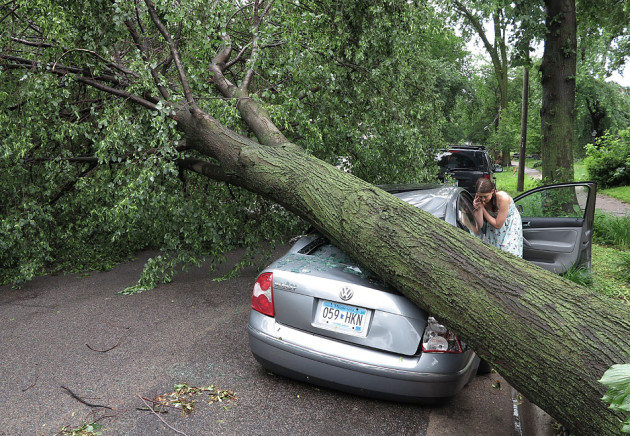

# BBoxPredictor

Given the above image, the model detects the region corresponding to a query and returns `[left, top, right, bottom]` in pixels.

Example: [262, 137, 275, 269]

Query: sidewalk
[510, 162, 630, 216]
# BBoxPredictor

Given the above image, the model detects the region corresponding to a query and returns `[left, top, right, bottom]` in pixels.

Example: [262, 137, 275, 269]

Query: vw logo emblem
[339, 286, 353, 301]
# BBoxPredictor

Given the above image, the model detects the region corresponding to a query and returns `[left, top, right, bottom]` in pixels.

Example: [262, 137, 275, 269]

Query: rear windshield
[438, 151, 487, 170]
[298, 237, 355, 264]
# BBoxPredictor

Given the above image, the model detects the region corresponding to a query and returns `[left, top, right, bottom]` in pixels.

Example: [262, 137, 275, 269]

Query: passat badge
[339, 286, 353, 301]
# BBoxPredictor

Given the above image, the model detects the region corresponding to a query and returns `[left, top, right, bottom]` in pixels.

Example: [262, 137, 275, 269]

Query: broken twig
[137, 394, 188, 436]
[61, 386, 112, 409]
[21, 371, 40, 392]
[85, 337, 122, 353]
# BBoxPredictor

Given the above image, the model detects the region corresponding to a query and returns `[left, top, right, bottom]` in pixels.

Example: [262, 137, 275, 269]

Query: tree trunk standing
[540, 0, 577, 183]
[451, 2, 510, 165]
[493, 11, 511, 167]
[176, 105, 629, 436]
[518, 66, 529, 192]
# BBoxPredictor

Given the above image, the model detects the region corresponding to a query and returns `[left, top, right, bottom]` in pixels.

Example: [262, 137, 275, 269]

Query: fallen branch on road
[137, 394, 188, 436]
[61, 386, 112, 410]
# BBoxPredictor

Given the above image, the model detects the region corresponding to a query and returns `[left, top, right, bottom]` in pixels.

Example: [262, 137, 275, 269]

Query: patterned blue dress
[485, 200, 523, 257]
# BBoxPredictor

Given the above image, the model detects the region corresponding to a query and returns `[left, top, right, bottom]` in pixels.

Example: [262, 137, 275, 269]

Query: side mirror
[493, 164, 503, 173]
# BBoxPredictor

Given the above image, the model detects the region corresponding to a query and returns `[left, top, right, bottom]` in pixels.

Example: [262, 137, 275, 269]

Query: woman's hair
[475, 177, 498, 212]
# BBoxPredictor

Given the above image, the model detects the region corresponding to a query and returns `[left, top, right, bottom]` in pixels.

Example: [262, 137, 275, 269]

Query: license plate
[315, 300, 371, 337]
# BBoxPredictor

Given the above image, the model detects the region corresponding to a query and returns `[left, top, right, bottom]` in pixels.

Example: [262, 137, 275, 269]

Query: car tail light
[483, 174, 491, 179]
[251, 272, 274, 317]
[422, 317, 462, 353]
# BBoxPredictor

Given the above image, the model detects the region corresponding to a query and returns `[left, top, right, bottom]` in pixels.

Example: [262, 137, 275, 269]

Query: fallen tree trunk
[177, 107, 630, 436]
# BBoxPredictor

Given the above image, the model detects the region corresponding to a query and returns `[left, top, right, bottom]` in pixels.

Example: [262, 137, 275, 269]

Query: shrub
[584, 128, 630, 188]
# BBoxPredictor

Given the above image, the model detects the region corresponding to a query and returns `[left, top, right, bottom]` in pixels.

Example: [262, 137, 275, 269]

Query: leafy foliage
[59, 422, 103, 436]
[0, 0, 460, 288]
[1, 0, 629, 293]
[574, 75, 630, 155]
[600, 361, 630, 434]
[585, 128, 630, 188]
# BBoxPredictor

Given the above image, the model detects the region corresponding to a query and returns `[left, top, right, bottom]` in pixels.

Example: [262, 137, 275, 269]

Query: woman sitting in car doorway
[473, 178, 523, 257]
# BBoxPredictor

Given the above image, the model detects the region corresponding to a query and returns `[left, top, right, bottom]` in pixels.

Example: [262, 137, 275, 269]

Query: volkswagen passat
[247, 182, 596, 402]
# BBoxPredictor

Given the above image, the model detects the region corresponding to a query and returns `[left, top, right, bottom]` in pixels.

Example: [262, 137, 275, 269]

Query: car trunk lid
[267, 251, 427, 356]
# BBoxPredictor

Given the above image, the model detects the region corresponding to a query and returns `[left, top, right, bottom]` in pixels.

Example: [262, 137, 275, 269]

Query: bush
[584, 128, 630, 188]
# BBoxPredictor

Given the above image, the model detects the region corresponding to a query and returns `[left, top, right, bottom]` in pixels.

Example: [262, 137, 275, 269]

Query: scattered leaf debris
[141, 383, 237, 417]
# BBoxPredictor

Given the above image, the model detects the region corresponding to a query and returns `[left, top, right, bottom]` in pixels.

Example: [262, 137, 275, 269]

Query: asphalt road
[1, 248, 543, 436]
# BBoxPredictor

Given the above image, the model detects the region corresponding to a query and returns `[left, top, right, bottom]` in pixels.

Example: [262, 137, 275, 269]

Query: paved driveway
[1, 249, 532, 436]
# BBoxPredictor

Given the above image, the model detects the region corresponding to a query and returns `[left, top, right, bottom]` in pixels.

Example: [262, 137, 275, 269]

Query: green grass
[600, 185, 630, 203]
[594, 211, 630, 248]
[574, 160, 589, 181]
[494, 166, 541, 197]
[592, 244, 630, 302]
[592, 212, 630, 302]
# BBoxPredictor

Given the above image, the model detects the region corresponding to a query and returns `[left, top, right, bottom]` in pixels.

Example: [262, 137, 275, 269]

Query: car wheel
[477, 359, 493, 375]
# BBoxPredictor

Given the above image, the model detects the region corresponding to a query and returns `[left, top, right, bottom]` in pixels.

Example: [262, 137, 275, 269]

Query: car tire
[477, 359, 493, 375]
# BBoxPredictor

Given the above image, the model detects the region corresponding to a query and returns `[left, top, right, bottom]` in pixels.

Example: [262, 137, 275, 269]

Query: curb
[513, 389, 557, 436]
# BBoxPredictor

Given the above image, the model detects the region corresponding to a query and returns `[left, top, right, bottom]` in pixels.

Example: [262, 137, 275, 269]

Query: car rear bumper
[248, 311, 478, 402]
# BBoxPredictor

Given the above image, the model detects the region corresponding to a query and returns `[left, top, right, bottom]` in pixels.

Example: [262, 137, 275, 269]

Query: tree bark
[518, 67, 529, 192]
[540, 0, 577, 183]
[174, 102, 629, 436]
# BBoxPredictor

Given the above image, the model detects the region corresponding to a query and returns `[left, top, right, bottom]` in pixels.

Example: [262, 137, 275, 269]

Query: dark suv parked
[437, 145, 502, 194]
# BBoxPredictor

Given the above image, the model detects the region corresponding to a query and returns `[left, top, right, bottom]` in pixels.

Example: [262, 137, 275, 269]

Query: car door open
[514, 182, 597, 274]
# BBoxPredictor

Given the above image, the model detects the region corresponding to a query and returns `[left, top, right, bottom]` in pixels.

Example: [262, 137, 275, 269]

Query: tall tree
[540, 0, 577, 182]
[517, 65, 529, 191]
[450, 0, 511, 165]
[0, 1, 629, 434]
[573, 0, 630, 153]
[538, 0, 630, 180]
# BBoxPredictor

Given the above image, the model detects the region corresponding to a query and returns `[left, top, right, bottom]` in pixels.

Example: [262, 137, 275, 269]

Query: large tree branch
[144, 0, 199, 113]
[0, 2, 19, 26]
[176, 157, 244, 186]
[49, 162, 98, 205]
[209, 4, 288, 147]
[452, 0, 502, 68]
[73, 75, 158, 111]
[9, 36, 53, 48]
[241, 0, 274, 91]
[1, 54, 121, 85]
[54, 47, 138, 79]
[23, 140, 191, 166]
[124, 18, 171, 100]
[172, 124, 630, 435]
[1, 54, 160, 112]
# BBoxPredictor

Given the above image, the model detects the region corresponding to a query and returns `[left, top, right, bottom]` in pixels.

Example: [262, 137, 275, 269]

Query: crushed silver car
[248, 182, 596, 402]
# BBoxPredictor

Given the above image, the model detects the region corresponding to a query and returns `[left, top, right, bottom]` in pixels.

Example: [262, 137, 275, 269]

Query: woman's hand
[473, 195, 482, 210]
